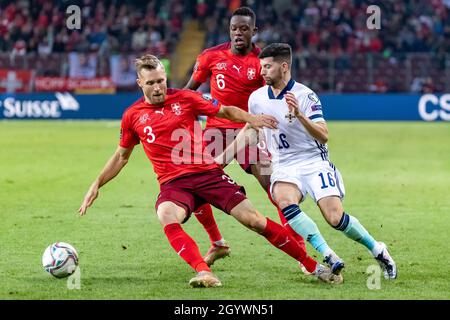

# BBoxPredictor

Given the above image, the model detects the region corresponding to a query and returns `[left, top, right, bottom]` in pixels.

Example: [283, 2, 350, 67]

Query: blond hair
[135, 54, 164, 75]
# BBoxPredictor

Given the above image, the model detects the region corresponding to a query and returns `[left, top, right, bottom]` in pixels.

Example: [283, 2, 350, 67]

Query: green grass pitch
[1, 120, 449, 299]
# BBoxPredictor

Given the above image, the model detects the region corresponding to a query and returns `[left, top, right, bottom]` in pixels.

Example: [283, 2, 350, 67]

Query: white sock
[214, 239, 226, 246]
[370, 242, 383, 256]
[323, 247, 334, 258]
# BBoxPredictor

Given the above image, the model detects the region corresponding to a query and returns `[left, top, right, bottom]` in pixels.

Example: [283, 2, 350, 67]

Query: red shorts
[203, 127, 271, 173]
[155, 168, 247, 221]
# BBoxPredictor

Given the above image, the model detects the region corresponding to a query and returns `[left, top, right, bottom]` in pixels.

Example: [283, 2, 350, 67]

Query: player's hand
[285, 92, 302, 117]
[248, 114, 278, 130]
[78, 184, 99, 216]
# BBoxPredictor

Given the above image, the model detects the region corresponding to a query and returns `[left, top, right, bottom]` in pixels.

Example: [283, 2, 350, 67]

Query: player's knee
[156, 209, 181, 226]
[326, 207, 344, 227]
[276, 198, 297, 211]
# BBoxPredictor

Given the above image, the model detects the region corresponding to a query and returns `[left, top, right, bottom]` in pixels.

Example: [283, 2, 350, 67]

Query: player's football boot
[323, 252, 345, 275]
[203, 244, 231, 266]
[299, 262, 313, 275]
[374, 242, 397, 280]
[314, 264, 344, 284]
[189, 271, 222, 288]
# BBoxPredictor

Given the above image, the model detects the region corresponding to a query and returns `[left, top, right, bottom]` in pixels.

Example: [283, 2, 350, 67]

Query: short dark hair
[231, 6, 256, 24]
[259, 43, 292, 66]
[135, 54, 164, 75]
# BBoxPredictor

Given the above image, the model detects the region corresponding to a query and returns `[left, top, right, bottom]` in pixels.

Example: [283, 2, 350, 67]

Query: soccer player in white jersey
[218, 43, 397, 279]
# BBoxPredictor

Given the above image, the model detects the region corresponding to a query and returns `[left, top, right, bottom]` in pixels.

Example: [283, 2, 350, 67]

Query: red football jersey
[193, 42, 264, 129]
[120, 88, 222, 185]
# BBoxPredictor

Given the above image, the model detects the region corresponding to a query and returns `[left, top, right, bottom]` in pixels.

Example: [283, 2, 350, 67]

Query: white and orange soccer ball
[42, 242, 79, 278]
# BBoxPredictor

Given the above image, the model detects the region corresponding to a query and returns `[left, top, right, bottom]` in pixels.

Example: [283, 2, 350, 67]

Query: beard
[264, 78, 274, 85]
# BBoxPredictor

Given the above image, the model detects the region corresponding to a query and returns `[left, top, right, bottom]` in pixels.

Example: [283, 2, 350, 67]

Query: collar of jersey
[268, 79, 295, 99]
[141, 94, 171, 108]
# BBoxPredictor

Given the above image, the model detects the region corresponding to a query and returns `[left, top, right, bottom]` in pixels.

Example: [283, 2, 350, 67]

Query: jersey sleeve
[192, 51, 211, 83]
[119, 110, 140, 148]
[188, 91, 222, 117]
[302, 91, 325, 123]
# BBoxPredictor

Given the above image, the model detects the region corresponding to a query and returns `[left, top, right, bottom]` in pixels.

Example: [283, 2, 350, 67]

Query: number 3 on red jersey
[143, 126, 155, 143]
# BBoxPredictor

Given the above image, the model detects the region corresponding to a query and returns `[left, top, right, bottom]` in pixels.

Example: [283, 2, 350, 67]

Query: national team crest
[247, 68, 256, 80]
[171, 103, 182, 116]
[139, 113, 150, 124]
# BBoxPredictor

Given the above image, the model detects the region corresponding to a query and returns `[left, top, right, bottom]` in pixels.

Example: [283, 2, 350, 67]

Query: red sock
[261, 218, 317, 273]
[163, 223, 210, 273]
[277, 209, 307, 249]
[193, 203, 223, 245]
[266, 187, 307, 250]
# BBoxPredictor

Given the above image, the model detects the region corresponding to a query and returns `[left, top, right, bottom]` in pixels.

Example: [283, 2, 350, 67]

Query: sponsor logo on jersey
[155, 108, 165, 115]
[232, 65, 242, 73]
[171, 102, 182, 116]
[247, 68, 256, 80]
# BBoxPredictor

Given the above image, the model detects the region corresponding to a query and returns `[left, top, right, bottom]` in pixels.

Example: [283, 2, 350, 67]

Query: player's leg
[249, 162, 310, 274]
[156, 196, 221, 287]
[311, 162, 396, 279]
[196, 168, 341, 284]
[272, 181, 345, 275]
[241, 135, 308, 252]
[317, 195, 397, 279]
[249, 162, 306, 248]
[193, 203, 230, 266]
[229, 199, 341, 284]
[191, 127, 231, 265]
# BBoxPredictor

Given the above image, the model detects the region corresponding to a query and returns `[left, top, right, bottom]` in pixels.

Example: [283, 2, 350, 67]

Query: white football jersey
[248, 79, 328, 169]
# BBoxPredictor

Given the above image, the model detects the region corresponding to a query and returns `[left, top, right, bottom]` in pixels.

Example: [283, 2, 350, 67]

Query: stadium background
[0, 0, 449, 300]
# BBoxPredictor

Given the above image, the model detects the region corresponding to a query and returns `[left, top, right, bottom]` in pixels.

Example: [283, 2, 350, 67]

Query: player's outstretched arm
[216, 106, 278, 130]
[285, 92, 329, 144]
[78, 146, 134, 216]
[184, 74, 202, 90]
[184, 61, 203, 90]
[214, 124, 259, 167]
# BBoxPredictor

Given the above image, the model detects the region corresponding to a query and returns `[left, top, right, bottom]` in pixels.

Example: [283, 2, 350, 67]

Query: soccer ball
[42, 242, 79, 278]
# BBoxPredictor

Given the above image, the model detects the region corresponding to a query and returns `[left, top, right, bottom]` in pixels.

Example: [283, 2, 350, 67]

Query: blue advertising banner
[320, 94, 450, 121]
[0, 92, 449, 121]
[0, 92, 140, 120]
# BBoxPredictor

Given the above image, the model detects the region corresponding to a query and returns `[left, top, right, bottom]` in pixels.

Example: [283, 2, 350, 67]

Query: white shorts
[270, 161, 346, 203]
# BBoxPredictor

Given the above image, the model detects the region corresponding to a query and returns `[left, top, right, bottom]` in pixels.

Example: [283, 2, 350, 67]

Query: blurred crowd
[204, 0, 450, 92]
[0, 0, 198, 89]
[0, 0, 203, 57]
[218, 0, 449, 55]
[0, 0, 449, 92]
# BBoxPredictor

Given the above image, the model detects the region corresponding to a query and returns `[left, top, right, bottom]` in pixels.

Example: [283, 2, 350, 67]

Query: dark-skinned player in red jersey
[184, 6, 310, 272]
[78, 54, 341, 287]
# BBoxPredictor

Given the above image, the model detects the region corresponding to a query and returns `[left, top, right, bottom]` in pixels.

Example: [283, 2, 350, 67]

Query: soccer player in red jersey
[185, 6, 308, 268]
[78, 54, 340, 287]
